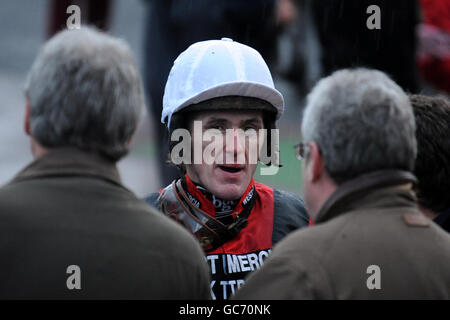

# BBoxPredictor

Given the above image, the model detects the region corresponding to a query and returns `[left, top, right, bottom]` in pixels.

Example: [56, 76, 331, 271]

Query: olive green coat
[234, 170, 450, 299]
[0, 147, 210, 299]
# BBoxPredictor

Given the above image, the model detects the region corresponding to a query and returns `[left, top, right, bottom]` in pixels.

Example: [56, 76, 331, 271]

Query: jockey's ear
[24, 99, 31, 136]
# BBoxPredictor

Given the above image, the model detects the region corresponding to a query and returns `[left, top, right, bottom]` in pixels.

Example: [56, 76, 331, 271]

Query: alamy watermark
[366, 264, 381, 290]
[366, 5, 381, 30]
[66, 264, 81, 290]
[66, 5, 81, 30]
[170, 121, 281, 176]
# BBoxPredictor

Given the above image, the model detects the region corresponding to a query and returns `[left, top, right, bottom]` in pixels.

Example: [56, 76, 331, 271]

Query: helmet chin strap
[157, 176, 258, 252]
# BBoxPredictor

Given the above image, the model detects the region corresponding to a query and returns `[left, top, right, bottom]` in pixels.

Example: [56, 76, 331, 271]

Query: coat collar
[316, 170, 418, 223]
[12, 147, 123, 187]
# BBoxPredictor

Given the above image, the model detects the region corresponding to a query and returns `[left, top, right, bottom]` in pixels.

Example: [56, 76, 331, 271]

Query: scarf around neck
[182, 174, 257, 224]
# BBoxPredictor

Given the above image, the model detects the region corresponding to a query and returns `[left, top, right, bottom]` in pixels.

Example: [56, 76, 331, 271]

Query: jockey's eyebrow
[240, 117, 263, 128]
[203, 117, 229, 128]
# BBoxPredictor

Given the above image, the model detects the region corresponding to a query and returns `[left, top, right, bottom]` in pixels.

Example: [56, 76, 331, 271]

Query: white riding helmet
[161, 38, 284, 129]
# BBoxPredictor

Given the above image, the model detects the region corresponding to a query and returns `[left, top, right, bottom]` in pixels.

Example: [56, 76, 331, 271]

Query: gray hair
[301, 68, 417, 184]
[24, 27, 145, 161]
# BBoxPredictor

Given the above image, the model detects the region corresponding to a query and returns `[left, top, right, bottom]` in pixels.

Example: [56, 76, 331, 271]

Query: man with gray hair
[234, 68, 450, 299]
[0, 27, 210, 299]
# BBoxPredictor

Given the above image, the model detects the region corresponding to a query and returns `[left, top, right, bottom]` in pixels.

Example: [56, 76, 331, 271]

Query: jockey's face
[185, 110, 263, 200]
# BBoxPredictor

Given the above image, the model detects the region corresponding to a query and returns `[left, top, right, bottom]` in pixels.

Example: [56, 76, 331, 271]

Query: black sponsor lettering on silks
[205, 249, 272, 300]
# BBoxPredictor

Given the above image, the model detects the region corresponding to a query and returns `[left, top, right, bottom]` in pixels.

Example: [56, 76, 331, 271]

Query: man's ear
[127, 135, 134, 147]
[307, 141, 324, 183]
[24, 99, 31, 136]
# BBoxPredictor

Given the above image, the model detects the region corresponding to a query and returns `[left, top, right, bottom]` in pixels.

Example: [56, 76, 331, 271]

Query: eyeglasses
[294, 142, 309, 160]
